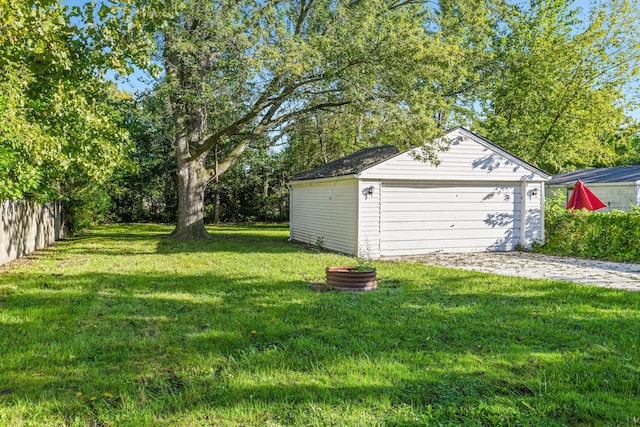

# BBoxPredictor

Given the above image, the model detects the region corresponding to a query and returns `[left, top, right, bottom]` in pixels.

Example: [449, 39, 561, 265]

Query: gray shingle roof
[291, 145, 400, 181]
[548, 166, 640, 185]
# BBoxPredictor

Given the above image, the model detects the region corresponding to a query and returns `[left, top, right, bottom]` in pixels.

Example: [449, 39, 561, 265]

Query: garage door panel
[381, 237, 516, 252]
[383, 183, 516, 192]
[382, 236, 517, 249]
[382, 228, 518, 241]
[381, 211, 519, 223]
[382, 201, 518, 212]
[383, 220, 520, 234]
[380, 183, 520, 255]
[384, 191, 517, 204]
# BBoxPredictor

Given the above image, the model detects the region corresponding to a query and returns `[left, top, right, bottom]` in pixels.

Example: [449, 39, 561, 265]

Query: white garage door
[380, 183, 521, 256]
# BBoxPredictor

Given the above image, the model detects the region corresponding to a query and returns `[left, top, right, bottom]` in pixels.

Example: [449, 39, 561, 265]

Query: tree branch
[269, 100, 353, 127]
[295, 0, 313, 35]
[206, 96, 286, 179]
[193, 70, 340, 159]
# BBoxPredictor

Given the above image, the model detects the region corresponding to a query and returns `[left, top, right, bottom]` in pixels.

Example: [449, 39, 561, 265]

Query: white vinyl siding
[359, 130, 547, 183]
[522, 182, 544, 246]
[379, 182, 522, 256]
[547, 183, 638, 212]
[357, 180, 382, 259]
[289, 178, 359, 254]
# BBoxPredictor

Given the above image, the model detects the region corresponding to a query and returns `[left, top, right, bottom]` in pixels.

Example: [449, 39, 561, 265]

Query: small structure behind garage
[288, 127, 550, 259]
[547, 166, 640, 212]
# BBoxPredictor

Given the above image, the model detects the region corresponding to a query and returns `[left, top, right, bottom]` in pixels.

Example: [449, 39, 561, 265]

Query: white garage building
[289, 127, 550, 259]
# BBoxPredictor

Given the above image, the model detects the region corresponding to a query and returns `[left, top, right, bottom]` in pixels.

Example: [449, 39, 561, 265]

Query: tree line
[1, 0, 639, 235]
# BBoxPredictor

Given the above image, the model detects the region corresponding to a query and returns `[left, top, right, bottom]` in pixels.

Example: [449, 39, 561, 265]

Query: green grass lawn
[1, 224, 639, 426]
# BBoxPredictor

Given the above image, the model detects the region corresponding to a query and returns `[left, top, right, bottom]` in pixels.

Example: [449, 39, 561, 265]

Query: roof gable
[548, 166, 640, 185]
[360, 128, 550, 182]
[448, 127, 550, 178]
[290, 128, 550, 183]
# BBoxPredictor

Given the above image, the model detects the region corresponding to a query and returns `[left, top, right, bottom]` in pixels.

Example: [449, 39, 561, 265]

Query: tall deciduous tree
[157, 0, 504, 238]
[477, 0, 640, 173]
[0, 0, 160, 230]
[0, 2, 132, 213]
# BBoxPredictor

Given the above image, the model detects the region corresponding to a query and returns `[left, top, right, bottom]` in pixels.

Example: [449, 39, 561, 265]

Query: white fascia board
[288, 174, 358, 186]
[547, 182, 636, 187]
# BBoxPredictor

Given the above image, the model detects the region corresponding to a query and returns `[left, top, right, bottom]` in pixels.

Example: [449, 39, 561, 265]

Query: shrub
[63, 183, 112, 235]
[535, 193, 640, 261]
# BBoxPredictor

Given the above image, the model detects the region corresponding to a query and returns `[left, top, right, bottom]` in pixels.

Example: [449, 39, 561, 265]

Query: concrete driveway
[397, 252, 640, 291]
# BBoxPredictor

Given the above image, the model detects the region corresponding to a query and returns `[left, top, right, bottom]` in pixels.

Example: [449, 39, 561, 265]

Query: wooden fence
[1, 200, 64, 265]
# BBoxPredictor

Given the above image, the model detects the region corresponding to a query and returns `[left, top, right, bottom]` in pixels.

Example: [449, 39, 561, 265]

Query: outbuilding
[289, 127, 550, 259]
[547, 166, 640, 212]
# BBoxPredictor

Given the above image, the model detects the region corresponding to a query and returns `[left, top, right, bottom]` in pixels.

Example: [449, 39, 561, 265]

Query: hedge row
[535, 204, 640, 262]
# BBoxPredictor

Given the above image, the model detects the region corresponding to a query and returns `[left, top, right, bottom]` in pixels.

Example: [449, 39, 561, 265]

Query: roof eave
[288, 174, 358, 185]
[548, 181, 639, 187]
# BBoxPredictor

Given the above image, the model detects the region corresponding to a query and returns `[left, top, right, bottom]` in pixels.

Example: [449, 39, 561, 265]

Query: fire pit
[325, 266, 377, 291]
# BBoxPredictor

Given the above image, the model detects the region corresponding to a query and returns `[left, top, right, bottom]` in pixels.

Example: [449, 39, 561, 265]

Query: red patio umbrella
[566, 180, 607, 210]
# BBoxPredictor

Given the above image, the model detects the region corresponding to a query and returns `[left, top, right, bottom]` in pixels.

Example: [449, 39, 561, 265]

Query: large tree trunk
[172, 160, 210, 239]
[171, 121, 211, 239]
